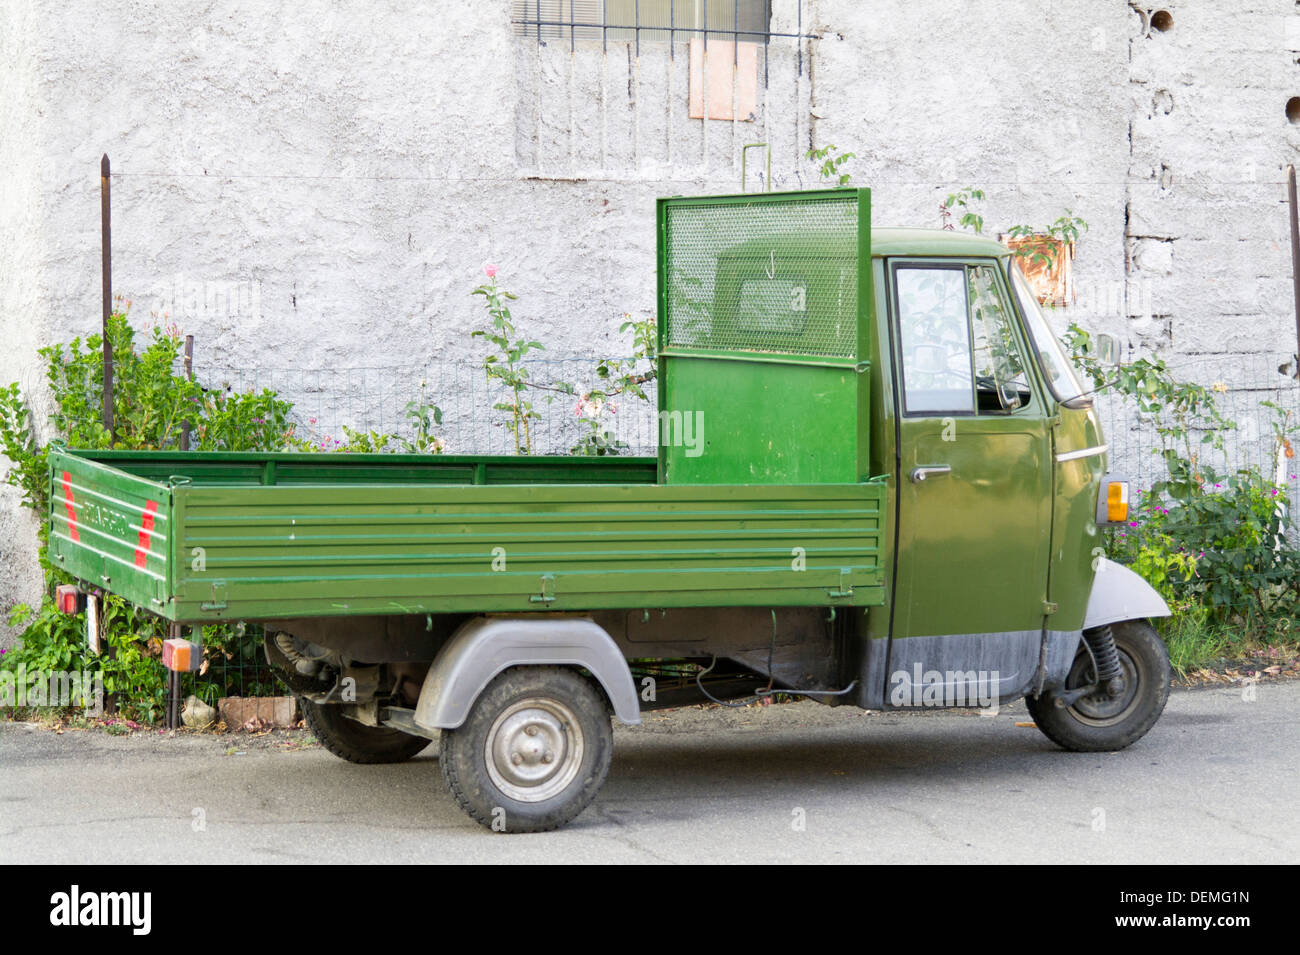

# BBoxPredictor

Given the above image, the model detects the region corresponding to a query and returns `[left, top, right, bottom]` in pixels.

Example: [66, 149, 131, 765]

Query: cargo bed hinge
[529, 574, 557, 604]
[827, 567, 853, 599]
[201, 581, 228, 612]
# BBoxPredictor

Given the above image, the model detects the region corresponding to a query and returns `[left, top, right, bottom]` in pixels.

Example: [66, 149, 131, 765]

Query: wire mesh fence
[1095, 351, 1300, 521]
[1090, 349, 1300, 645]
[215, 357, 661, 457]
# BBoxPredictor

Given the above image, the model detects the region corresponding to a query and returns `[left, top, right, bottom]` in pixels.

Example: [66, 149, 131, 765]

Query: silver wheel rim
[484, 697, 584, 803]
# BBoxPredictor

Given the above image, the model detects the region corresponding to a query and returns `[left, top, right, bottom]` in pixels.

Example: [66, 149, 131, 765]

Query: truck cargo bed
[49, 449, 887, 623]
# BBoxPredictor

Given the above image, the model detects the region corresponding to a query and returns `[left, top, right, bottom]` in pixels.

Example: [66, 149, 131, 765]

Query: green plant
[1065, 320, 1300, 635]
[337, 426, 394, 453]
[471, 267, 545, 454]
[0, 304, 314, 723]
[942, 187, 986, 234]
[1049, 210, 1089, 245]
[570, 315, 657, 456]
[0, 382, 45, 511]
[5, 594, 169, 723]
[0, 309, 301, 514]
[1006, 211, 1089, 272]
[1160, 611, 1235, 679]
[398, 389, 445, 454]
[806, 144, 855, 186]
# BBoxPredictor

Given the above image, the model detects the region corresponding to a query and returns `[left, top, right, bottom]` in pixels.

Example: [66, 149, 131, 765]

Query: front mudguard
[1083, 557, 1171, 630]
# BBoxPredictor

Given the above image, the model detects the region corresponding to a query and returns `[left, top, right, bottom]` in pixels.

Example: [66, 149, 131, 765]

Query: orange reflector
[162, 638, 200, 673]
[1106, 481, 1129, 523]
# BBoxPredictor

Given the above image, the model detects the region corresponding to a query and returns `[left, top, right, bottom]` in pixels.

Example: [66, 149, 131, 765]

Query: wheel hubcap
[485, 698, 584, 803]
[1067, 646, 1143, 725]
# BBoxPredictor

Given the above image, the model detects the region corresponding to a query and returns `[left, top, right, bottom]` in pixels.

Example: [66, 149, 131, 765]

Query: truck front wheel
[440, 666, 613, 833]
[1025, 620, 1171, 752]
[299, 699, 432, 764]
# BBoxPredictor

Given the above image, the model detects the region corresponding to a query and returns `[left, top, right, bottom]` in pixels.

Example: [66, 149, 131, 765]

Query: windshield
[1008, 261, 1086, 403]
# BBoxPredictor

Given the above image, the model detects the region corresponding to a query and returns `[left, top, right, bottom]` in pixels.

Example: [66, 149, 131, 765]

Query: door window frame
[888, 257, 1043, 419]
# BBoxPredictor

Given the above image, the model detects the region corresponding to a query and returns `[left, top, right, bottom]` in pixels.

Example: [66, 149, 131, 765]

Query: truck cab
[871, 229, 1100, 708]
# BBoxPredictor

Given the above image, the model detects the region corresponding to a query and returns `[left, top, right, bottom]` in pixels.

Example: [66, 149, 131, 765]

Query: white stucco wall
[0, 0, 51, 637]
[3, 0, 1300, 645]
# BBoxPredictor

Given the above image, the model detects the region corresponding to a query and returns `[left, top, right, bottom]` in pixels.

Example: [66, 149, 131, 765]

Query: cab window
[895, 262, 1033, 416]
[895, 266, 974, 414]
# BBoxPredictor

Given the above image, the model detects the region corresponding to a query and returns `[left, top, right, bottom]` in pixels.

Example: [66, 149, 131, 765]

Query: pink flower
[484, 264, 498, 278]
[575, 395, 603, 419]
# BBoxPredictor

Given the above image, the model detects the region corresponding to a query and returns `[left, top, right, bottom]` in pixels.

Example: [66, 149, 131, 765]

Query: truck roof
[870, 228, 1011, 259]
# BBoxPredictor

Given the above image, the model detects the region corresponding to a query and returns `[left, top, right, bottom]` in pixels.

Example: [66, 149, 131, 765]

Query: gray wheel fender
[414, 616, 641, 731]
[1082, 557, 1171, 630]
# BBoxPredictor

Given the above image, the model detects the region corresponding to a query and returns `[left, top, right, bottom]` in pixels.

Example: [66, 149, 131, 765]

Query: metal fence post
[167, 335, 196, 730]
[1288, 165, 1300, 367]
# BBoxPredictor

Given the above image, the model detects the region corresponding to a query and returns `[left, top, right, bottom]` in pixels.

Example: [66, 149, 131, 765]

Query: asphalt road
[1, 682, 1296, 864]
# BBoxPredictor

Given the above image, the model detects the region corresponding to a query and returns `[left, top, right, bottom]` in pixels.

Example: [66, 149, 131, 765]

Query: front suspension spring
[1082, 625, 1123, 684]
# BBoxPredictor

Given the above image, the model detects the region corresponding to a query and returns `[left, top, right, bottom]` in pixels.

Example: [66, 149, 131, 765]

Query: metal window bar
[512, 1, 809, 52]
[513, 19, 788, 40]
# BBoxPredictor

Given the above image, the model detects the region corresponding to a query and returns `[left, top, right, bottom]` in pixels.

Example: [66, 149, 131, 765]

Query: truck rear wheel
[439, 666, 613, 833]
[1025, 620, 1171, 752]
[300, 699, 432, 764]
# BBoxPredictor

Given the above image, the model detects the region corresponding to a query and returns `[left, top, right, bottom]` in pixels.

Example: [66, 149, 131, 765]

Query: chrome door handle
[910, 465, 952, 484]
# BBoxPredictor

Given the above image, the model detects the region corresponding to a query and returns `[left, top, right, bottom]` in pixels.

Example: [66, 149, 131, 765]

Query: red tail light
[55, 584, 84, 614]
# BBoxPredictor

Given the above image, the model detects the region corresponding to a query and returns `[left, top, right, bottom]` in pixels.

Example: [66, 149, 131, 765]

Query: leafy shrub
[0, 307, 309, 721]
[1066, 322, 1300, 639]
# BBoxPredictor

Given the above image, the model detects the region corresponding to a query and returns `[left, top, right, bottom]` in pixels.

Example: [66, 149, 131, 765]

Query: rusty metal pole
[100, 154, 115, 440]
[98, 154, 119, 715]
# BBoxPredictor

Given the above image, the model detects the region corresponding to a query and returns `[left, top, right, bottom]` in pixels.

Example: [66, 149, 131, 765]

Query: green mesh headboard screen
[661, 191, 864, 363]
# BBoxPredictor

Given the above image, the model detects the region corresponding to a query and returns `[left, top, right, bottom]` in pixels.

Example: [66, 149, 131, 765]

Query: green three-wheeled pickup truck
[47, 188, 1171, 831]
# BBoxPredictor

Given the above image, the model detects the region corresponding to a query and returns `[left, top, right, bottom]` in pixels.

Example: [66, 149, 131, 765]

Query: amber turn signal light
[1106, 481, 1129, 523]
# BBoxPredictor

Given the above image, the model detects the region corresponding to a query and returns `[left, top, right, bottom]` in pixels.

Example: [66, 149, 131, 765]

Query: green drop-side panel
[657, 189, 871, 485]
[48, 450, 173, 612]
[171, 481, 886, 621]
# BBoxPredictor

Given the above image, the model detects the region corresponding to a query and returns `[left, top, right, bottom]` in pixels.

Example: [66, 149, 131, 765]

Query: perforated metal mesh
[663, 195, 859, 360]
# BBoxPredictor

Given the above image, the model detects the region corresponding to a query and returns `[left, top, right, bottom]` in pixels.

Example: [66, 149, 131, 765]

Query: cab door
[885, 259, 1054, 705]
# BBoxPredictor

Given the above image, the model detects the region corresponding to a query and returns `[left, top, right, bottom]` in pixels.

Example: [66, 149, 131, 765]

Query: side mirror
[1095, 333, 1121, 366]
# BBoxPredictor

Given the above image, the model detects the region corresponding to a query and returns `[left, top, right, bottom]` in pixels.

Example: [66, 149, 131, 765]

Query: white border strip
[1055, 443, 1109, 463]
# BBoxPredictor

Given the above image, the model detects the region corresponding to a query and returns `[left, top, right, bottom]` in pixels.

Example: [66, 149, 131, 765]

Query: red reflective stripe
[134, 500, 159, 568]
[60, 471, 80, 543]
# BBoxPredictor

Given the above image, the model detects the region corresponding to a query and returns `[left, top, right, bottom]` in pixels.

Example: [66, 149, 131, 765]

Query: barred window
[511, 1, 774, 50]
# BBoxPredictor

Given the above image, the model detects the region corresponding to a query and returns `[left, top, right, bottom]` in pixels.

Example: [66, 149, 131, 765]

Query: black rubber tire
[299, 698, 432, 764]
[1025, 620, 1171, 753]
[440, 667, 613, 833]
